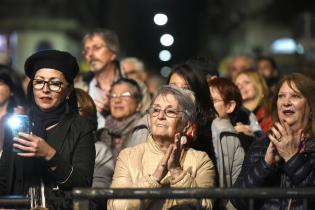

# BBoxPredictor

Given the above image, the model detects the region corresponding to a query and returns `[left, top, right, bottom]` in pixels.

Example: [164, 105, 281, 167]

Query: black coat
[0, 113, 95, 209]
[231, 137, 315, 210]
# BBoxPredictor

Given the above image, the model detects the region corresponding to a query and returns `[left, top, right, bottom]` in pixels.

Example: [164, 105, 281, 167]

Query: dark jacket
[0, 113, 95, 209]
[231, 137, 315, 210]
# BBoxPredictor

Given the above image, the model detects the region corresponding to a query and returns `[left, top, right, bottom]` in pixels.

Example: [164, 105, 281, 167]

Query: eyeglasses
[148, 107, 183, 118]
[109, 91, 134, 100]
[82, 44, 106, 55]
[32, 79, 67, 93]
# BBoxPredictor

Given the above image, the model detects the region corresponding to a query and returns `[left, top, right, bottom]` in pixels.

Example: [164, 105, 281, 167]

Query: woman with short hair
[100, 78, 143, 159]
[108, 85, 216, 210]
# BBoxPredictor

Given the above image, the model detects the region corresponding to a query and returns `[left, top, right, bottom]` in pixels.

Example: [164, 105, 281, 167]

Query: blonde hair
[236, 69, 269, 111]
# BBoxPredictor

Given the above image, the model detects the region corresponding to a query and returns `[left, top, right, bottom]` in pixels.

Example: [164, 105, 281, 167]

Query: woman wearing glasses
[0, 50, 95, 209]
[100, 78, 144, 159]
[108, 85, 216, 210]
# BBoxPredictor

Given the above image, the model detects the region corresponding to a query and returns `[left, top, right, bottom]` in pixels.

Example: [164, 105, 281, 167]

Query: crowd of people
[0, 28, 314, 210]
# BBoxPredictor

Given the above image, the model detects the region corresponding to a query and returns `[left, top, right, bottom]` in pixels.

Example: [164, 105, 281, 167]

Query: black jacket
[231, 137, 315, 210]
[0, 113, 95, 209]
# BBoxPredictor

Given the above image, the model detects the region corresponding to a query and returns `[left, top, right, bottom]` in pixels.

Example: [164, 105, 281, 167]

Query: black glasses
[148, 107, 183, 118]
[32, 79, 67, 93]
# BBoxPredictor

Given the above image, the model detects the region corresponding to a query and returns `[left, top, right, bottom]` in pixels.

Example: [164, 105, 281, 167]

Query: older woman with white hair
[108, 85, 216, 210]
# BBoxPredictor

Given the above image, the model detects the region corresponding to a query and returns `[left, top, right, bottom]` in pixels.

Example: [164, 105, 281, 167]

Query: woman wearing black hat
[0, 50, 95, 209]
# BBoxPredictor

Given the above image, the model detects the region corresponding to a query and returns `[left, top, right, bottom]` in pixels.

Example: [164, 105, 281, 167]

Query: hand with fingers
[167, 133, 185, 178]
[151, 144, 172, 183]
[264, 142, 282, 166]
[268, 121, 304, 162]
[234, 122, 255, 137]
[151, 133, 186, 182]
[13, 132, 56, 161]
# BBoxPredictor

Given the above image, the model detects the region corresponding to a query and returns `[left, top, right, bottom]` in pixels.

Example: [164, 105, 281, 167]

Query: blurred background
[0, 0, 314, 78]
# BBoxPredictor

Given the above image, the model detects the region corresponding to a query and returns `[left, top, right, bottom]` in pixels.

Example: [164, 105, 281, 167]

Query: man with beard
[78, 29, 123, 129]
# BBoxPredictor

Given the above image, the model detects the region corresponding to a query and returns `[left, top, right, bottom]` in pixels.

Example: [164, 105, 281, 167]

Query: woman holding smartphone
[0, 50, 95, 210]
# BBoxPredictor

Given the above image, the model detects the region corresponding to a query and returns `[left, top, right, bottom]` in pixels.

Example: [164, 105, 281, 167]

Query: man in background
[77, 29, 122, 128]
[120, 57, 148, 82]
[227, 54, 254, 81]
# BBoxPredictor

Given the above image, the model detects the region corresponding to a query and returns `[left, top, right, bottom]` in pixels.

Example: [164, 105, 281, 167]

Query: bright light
[153, 13, 168, 26]
[7, 116, 22, 129]
[271, 38, 304, 54]
[159, 50, 172, 62]
[160, 34, 174, 47]
[7, 115, 29, 131]
[160, 66, 172, 77]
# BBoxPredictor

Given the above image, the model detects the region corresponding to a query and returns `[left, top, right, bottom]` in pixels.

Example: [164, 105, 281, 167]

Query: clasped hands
[13, 132, 56, 161]
[265, 121, 305, 166]
[152, 133, 186, 182]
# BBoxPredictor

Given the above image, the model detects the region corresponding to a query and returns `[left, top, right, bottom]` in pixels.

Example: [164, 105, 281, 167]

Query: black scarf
[30, 100, 67, 139]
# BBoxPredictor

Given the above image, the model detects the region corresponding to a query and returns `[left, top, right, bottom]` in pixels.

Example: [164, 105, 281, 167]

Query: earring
[180, 135, 188, 145]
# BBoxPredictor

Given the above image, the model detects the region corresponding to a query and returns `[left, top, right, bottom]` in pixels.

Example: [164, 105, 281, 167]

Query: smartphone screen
[7, 114, 30, 153]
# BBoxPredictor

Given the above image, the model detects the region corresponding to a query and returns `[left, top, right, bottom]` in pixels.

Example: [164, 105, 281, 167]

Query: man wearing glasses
[78, 29, 123, 129]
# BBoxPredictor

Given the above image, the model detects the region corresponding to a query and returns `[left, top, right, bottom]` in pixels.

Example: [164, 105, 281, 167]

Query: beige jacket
[108, 135, 216, 210]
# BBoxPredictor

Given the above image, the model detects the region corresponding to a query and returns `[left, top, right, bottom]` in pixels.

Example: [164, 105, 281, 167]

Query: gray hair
[83, 29, 120, 54]
[151, 85, 196, 129]
[120, 57, 145, 72]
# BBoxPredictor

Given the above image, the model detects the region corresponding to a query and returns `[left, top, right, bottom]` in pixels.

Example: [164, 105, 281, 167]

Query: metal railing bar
[72, 188, 315, 200]
[0, 196, 30, 208]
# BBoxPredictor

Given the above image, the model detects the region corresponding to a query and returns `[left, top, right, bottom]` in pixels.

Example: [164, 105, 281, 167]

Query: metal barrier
[0, 196, 30, 209]
[2, 188, 315, 209]
[72, 187, 315, 210]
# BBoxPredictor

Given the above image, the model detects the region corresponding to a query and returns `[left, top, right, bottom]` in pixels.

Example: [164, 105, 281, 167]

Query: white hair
[120, 57, 145, 72]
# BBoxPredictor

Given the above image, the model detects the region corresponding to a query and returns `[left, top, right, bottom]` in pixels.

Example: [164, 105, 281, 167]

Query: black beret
[24, 50, 79, 84]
